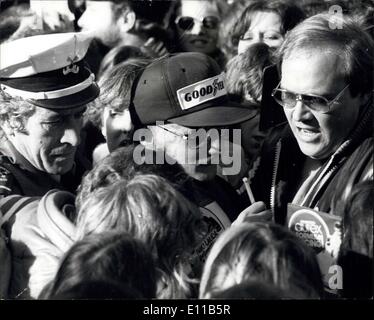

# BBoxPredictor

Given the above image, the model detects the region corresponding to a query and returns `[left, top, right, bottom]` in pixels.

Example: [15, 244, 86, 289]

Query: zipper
[270, 140, 282, 217]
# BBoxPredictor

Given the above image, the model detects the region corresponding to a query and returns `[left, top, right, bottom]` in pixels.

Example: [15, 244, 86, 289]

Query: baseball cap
[131, 52, 256, 128]
[0, 32, 99, 109]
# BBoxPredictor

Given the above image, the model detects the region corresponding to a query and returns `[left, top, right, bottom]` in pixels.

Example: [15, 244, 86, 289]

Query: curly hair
[225, 42, 275, 105]
[0, 90, 36, 140]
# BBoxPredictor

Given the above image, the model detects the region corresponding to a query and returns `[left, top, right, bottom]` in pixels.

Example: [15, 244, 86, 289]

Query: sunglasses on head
[175, 16, 220, 31]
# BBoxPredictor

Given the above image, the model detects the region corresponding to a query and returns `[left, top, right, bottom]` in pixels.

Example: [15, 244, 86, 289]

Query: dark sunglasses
[175, 16, 220, 31]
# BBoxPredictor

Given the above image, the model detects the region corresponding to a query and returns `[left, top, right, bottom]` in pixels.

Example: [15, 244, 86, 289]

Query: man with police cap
[0, 32, 99, 198]
[0, 32, 99, 299]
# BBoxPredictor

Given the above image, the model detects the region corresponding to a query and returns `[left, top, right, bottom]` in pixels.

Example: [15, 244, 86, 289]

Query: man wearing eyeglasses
[129, 52, 258, 260]
[249, 13, 373, 225]
[172, 0, 227, 68]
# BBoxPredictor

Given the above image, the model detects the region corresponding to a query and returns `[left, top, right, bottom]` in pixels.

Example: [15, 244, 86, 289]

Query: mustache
[50, 146, 76, 156]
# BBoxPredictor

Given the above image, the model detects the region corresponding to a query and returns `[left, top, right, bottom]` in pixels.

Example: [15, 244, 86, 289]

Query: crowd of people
[0, 0, 373, 300]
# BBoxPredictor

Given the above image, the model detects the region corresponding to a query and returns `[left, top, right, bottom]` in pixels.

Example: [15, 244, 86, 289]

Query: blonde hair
[76, 173, 205, 298]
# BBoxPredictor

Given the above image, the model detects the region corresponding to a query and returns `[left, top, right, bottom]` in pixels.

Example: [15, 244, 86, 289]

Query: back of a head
[44, 280, 143, 300]
[76, 173, 203, 254]
[210, 281, 299, 299]
[225, 42, 275, 104]
[75, 172, 205, 298]
[76, 145, 190, 210]
[278, 13, 374, 98]
[199, 222, 324, 299]
[44, 231, 157, 299]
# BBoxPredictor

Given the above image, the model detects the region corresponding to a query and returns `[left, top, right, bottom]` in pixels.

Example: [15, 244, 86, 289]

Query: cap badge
[63, 56, 80, 75]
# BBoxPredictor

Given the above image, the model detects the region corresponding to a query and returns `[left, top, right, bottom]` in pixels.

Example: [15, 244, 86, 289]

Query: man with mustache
[0, 32, 99, 198]
[0, 32, 99, 299]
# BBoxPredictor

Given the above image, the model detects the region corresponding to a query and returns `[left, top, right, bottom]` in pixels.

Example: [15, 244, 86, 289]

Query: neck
[119, 33, 145, 48]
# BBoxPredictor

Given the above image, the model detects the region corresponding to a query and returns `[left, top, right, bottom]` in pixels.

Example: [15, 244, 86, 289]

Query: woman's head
[199, 222, 323, 299]
[86, 58, 150, 152]
[231, 0, 305, 54]
[41, 231, 157, 299]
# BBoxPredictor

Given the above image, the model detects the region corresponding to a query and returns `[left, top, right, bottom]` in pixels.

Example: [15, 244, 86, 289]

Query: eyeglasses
[156, 125, 214, 150]
[175, 16, 220, 31]
[271, 82, 350, 114]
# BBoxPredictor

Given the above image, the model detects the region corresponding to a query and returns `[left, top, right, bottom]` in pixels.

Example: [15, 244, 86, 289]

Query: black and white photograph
[0, 0, 372, 314]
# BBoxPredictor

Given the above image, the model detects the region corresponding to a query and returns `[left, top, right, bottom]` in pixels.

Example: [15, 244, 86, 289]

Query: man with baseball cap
[0, 32, 99, 198]
[129, 52, 257, 257]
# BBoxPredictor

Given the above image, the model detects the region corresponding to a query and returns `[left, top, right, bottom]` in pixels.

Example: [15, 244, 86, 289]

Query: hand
[232, 201, 273, 227]
[142, 37, 169, 58]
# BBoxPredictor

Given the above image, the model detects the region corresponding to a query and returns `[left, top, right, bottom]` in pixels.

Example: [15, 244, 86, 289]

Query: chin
[47, 163, 74, 175]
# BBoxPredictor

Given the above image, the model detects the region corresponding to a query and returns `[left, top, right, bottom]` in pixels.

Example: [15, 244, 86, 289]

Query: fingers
[143, 38, 168, 58]
[242, 201, 267, 215]
[232, 202, 272, 227]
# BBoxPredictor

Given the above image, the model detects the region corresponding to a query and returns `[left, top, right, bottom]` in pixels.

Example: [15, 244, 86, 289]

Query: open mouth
[296, 126, 320, 141]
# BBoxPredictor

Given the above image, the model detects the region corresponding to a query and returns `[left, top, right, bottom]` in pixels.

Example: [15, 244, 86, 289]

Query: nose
[60, 119, 82, 147]
[77, 11, 87, 29]
[292, 100, 314, 122]
[254, 33, 264, 43]
[190, 21, 204, 35]
[208, 134, 220, 156]
[115, 112, 133, 132]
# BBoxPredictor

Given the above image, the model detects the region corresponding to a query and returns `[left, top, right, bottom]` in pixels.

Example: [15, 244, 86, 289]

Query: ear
[118, 10, 136, 33]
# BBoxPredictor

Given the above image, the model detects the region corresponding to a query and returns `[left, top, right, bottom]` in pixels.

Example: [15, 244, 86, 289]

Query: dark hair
[230, 0, 305, 47]
[110, 0, 173, 43]
[200, 222, 324, 298]
[85, 58, 150, 129]
[210, 281, 302, 299]
[338, 181, 373, 298]
[41, 231, 157, 299]
[43, 280, 143, 300]
[110, 0, 172, 25]
[278, 13, 374, 97]
[168, 0, 228, 52]
[225, 42, 275, 105]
